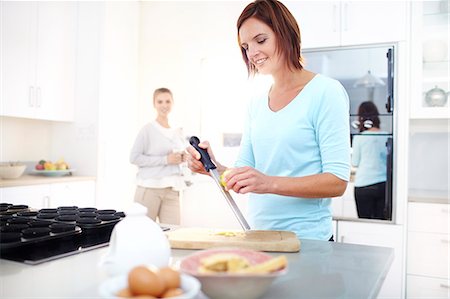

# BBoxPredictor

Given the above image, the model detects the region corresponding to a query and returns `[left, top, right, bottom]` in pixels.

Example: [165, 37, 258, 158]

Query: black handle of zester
[189, 136, 217, 172]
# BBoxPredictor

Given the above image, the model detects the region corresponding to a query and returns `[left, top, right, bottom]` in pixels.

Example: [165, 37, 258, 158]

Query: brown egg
[116, 287, 133, 298]
[128, 266, 165, 297]
[158, 267, 181, 290]
[161, 288, 183, 298]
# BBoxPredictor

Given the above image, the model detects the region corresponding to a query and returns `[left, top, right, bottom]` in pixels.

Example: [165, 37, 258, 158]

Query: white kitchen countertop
[0, 174, 96, 188]
[0, 239, 394, 298]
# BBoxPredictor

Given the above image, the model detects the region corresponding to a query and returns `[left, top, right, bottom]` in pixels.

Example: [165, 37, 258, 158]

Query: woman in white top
[130, 88, 188, 224]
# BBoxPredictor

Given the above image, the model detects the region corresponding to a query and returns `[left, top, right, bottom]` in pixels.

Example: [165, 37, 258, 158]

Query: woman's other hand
[167, 152, 184, 165]
[224, 166, 272, 194]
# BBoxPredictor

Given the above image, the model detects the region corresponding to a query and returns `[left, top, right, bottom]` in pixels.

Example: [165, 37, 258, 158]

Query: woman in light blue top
[352, 101, 388, 220]
[187, 0, 350, 241]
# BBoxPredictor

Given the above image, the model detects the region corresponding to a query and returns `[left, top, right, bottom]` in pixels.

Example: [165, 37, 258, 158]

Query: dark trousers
[354, 182, 387, 220]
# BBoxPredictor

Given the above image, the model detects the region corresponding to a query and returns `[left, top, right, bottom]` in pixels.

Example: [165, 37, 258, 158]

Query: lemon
[220, 169, 232, 187]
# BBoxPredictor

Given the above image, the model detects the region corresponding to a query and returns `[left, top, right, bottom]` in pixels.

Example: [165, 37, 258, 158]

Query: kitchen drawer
[408, 202, 449, 234]
[407, 275, 450, 299]
[407, 231, 449, 279]
[49, 181, 95, 208]
[0, 185, 50, 208]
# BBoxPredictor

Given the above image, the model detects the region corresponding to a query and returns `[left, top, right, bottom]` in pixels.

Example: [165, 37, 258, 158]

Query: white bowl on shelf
[0, 163, 27, 179]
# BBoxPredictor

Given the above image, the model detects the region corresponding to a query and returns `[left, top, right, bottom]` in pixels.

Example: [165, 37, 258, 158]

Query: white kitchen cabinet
[1, 1, 77, 121]
[410, 1, 450, 119]
[340, 1, 408, 45]
[290, 1, 408, 49]
[0, 185, 50, 209]
[407, 275, 450, 299]
[408, 201, 449, 234]
[49, 180, 96, 208]
[406, 202, 450, 298]
[289, 1, 340, 49]
[408, 231, 449, 278]
[336, 220, 404, 299]
[0, 180, 95, 209]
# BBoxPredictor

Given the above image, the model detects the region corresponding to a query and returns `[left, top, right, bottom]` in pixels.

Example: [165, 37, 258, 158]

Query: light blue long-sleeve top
[235, 74, 351, 241]
[351, 131, 388, 187]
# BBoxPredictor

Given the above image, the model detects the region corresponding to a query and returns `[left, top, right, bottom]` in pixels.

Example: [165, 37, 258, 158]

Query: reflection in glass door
[303, 44, 395, 221]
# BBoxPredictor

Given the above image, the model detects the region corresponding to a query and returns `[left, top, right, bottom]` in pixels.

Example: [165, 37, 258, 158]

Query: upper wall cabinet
[410, 1, 449, 119]
[1, 2, 77, 122]
[291, 1, 408, 49]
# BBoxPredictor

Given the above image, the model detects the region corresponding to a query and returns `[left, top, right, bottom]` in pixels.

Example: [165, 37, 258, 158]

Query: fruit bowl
[0, 163, 26, 179]
[32, 169, 75, 177]
[179, 248, 287, 299]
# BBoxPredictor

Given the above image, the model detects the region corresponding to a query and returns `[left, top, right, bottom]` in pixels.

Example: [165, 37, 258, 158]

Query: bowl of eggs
[98, 265, 200, 299]
[179, 248, 288, 299]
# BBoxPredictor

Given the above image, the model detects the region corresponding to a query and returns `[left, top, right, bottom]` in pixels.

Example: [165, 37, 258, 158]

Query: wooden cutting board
[166, 228, 300, 252]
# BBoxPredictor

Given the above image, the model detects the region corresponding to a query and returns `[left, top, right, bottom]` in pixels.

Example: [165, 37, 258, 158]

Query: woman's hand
[167, 152, 184, 165]
[223, 166, 272, 194]
[186, 140, 225, 176]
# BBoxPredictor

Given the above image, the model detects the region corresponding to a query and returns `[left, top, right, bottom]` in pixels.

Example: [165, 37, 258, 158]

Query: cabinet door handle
[36, 87, 42, 107]
[29, 86, 35, 107]
[333, 4, 338, 32]
[43, 196, 50, 208]
[343, 2, 348, 32]
[440, 283, 450, 289]
[386, 48, 394, 113]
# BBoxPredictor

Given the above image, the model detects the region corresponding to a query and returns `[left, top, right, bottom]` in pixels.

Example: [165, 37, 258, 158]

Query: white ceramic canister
[99, 203, 171, 276]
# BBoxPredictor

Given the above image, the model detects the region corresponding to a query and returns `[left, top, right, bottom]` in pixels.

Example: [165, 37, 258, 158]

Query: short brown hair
[153, 87, 173, 102]
[237, 0, 303, 76]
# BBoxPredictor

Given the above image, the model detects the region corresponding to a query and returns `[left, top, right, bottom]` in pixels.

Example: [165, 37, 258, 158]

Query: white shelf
[422, 77, 449, 83]
[410, 1, 450, 119]
[411, 106, 450, 119]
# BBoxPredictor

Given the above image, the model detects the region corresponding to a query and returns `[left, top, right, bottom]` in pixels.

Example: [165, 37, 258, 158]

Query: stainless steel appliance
[303, 44, 395, 221]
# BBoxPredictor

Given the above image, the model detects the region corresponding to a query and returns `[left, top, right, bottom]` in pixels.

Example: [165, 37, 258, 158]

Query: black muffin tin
[0, 203, 125, 264]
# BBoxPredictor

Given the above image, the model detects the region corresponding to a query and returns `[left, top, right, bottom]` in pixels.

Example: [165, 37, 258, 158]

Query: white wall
[139, 1, 249, 142]
[96, 2, 141, 210]
[0, 116, 52, 162]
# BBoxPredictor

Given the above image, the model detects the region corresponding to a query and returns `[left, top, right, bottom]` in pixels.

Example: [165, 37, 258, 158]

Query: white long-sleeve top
[130, 121, 188, 191]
